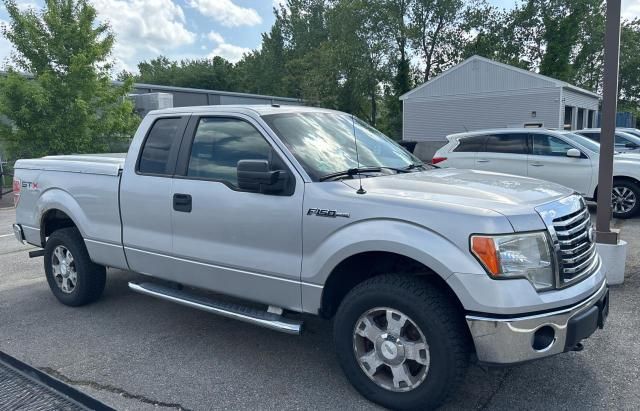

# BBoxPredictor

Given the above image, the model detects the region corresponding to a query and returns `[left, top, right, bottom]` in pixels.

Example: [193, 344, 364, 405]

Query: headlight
[470, 232, 554, 291]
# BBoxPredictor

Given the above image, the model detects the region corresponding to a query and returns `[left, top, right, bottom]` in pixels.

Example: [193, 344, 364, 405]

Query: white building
[401, 56, 601, 145]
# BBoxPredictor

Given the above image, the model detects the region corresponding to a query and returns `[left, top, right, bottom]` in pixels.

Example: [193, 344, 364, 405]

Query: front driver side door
[528, 133, 594, 196]
[170, 115, 304, 310]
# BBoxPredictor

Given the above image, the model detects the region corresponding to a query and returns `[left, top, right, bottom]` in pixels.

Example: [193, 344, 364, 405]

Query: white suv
[433, 128, 640, 218]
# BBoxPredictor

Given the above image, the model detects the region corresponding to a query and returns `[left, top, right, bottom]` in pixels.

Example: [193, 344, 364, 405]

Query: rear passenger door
[120, 115, 189, 277]
[528, 133, 594, 195]
[474, 133, 529, 177]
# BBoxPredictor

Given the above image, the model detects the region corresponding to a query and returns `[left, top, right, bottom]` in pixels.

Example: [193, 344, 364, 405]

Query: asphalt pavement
[1, 204, 639, 410]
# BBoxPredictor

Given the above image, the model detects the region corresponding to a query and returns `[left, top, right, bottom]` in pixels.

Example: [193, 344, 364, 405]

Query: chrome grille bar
[549, 198, 598, 286]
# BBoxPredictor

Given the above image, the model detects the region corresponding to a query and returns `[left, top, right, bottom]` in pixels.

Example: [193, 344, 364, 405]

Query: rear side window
[138, 118, 184, 175]
[531, 134, 575, 156]
[485, 133, 527, 154]
[454, 136, 485, 152]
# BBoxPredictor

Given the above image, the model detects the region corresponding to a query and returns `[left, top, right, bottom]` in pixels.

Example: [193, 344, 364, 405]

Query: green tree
[378, 0, 414, 139]
[462, 1, 527, 68]
[0, 0, 140, 159]
[235, 14, 291, 96]
[135, 55, 238, 91]
[409, 0, 467, 81]
[619, 19, 640, 120]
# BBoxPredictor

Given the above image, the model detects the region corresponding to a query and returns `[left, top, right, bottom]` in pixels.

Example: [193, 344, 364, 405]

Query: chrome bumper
[466, 280, 609, 365]
[12, 224, 25, 244]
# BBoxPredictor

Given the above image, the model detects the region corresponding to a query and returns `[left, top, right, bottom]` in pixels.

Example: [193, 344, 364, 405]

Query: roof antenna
[351, 115, 366, 194]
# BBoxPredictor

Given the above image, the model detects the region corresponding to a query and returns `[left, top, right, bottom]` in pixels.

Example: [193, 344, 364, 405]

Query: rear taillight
[12, 177, 20, 207]
[431, 157, 447, 165]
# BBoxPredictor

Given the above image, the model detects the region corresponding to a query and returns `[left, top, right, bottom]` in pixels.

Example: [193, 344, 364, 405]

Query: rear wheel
[333, 275, 469, 410]
[611, 180, 640, 219]
[44, 228, 106, 306]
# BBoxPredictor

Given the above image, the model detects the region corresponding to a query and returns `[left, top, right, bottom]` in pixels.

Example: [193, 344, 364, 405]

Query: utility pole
[596, 0, 622, 245]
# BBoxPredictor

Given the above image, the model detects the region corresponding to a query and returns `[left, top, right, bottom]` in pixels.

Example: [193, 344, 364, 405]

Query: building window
[577, 108, 585, 130]
[564, 106, 573, 130]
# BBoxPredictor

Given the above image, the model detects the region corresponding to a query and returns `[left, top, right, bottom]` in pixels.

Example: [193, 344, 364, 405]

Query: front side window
[579, 132, 601, 142]
[484, 134, 527, 154]
[138, 117, 184, 175]
[615, 135, 629, 146]
[187, 118, 272, 187]
[263, 112, 420, 181]
[531, 135, 576, 156]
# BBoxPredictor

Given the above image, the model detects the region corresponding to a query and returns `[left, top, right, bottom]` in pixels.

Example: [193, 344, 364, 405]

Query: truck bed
[14, 153, 128, 269]
[16, 153, 126, 176]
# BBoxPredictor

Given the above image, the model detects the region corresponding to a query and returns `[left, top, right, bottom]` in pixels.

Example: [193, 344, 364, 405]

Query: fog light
[532, 326, 555, 351]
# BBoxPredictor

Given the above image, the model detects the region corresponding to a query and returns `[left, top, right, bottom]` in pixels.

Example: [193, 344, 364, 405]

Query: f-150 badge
[307, 208, 350, 218]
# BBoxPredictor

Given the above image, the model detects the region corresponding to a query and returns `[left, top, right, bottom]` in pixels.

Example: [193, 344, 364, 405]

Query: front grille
[552, 205, 598, 285]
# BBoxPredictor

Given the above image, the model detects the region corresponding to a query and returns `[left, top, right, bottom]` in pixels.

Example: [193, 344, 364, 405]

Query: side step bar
[128, 282, 303, 335]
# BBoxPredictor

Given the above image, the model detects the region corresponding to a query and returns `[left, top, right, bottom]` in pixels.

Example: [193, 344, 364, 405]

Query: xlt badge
[307, 208, 350, 218]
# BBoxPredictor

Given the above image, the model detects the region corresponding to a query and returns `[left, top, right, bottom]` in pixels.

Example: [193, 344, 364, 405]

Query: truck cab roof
[148, 104, 338, 117]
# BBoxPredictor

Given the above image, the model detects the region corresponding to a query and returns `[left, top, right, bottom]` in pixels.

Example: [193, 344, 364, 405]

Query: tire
[611, 180, 640, 219]
[44, 227, 106, 306]
[333, 275, 469, 411]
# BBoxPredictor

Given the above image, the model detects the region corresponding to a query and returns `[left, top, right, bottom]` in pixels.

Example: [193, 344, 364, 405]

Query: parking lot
[0, 203, 639, 411]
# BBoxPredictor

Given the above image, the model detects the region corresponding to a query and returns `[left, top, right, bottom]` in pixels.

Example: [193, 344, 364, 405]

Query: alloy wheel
[353, 307, 430, 392]
[51, 245, 77, 294]
[612, 186, 637, 214]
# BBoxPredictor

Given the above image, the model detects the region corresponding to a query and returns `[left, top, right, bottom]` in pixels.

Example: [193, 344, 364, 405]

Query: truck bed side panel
[14, 162, 128, 270]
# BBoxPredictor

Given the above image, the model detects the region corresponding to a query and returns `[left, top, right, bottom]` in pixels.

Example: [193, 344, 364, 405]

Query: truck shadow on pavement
[2, 262, 636, 410]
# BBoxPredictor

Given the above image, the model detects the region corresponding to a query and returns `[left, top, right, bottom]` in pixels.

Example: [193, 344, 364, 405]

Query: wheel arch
[36, 188, 89, 247]
[40, 208, 79, 246]
[319, 251, 465, 320]
[593, 175, 640, 199]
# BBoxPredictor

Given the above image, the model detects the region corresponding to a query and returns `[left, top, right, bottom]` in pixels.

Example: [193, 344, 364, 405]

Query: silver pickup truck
[12, 105, 608, 410]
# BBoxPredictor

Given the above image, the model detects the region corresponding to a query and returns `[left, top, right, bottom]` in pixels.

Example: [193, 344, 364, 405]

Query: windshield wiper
[319, 167, 383, 181]
[319, 164, 427, 181]
[403, 162, 426, 171]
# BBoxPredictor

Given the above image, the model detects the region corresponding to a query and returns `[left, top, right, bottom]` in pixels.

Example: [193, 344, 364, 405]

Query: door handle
[173, 193, 192, 212]
[530, 163, 544, 167]
[477, 159, 490, 163]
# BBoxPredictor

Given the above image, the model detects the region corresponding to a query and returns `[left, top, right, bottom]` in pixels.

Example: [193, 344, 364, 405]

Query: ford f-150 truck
[12, 105, 608, 410]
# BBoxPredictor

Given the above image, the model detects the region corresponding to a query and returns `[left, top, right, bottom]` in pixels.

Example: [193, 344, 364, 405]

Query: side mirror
[237, 159, 288, 194]
[625, 142, 639, 149]
[566, 148, 582, 158]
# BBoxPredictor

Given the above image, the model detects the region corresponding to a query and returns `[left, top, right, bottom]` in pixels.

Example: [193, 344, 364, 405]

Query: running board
[128, 282, 303, 335]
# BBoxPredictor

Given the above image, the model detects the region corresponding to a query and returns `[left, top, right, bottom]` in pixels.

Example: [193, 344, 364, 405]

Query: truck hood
[343, 168, 574, 230]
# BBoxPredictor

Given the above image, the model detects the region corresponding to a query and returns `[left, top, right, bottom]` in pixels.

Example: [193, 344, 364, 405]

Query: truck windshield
[263, 112, 421, 181]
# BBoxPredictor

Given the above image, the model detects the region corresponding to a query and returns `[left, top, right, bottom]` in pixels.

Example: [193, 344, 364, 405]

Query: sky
[0, 0, 639, 74]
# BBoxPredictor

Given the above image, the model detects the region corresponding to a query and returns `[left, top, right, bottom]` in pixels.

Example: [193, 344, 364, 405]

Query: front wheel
[333, 275, 470, 411]
[611, 180, 640, 219]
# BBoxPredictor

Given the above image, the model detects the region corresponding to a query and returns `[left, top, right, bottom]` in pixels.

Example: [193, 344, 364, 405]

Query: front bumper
[466, 280, 609, 365]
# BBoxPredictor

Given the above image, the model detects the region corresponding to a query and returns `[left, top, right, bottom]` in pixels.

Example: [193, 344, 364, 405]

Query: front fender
[300, 219, 486, 313]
